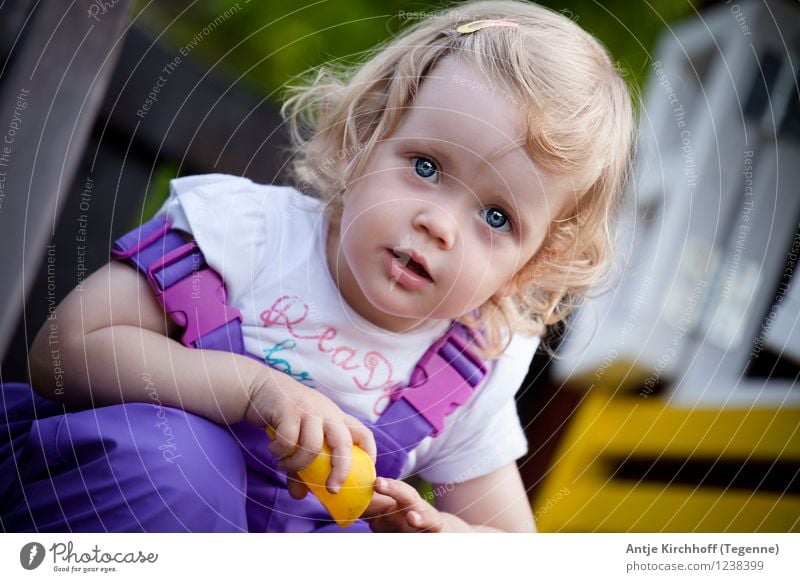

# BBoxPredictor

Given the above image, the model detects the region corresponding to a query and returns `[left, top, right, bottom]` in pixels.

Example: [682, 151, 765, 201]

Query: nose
[412, 204, 458, 249]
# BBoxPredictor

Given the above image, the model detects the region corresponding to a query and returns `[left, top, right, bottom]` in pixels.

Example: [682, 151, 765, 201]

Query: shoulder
[480, 331, 540, 399]
[167, 173, 314, 209]
[496, 331, 541, 364]
[160, 174, 324, 232]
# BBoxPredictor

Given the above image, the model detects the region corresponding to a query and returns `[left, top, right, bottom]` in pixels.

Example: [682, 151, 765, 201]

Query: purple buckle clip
[146, 242, 242, 348]
[391, 326, 487, 436]
[111, 215, 172, 260]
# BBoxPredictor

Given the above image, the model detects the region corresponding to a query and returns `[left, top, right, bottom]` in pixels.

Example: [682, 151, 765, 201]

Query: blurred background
[0, 0, 797, 531]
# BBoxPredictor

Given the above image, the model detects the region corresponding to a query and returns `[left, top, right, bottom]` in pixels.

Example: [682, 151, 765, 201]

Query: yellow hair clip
[455, 19, 519, 34]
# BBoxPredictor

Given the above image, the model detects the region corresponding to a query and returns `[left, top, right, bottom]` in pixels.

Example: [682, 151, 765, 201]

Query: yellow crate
[533, 390, 800, 532]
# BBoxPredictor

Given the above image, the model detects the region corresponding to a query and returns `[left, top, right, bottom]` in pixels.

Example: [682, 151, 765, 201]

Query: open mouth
[392, 250, 432, 280]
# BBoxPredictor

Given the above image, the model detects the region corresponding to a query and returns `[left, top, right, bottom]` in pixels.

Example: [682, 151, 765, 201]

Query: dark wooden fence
[0, 1, 289, 380]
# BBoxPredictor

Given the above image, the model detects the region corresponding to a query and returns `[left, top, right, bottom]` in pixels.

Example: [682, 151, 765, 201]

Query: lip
[394, 247, 433, 279]
[384, 249, 434, 291]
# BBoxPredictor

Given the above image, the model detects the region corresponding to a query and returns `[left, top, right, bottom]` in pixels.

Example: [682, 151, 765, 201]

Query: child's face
[328, 56, 571, 332]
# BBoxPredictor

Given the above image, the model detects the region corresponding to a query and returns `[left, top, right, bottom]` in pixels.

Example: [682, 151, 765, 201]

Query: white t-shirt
[157, 174, 538, 484]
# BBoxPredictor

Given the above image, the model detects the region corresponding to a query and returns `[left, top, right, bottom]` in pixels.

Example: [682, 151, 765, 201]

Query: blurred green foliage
[132, 0, 696, 102]
[133, 1, 696, 221]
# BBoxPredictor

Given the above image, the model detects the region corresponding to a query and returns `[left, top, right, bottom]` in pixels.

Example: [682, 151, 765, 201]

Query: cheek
[338, 205, 368, 258]
[342, 206, 388, 241]
[344, 179, 402, 216]
[449, 256, 495, 297]
[454, 240, 519, 290]
[461, 226, 518, 267]
[339, 201, 392, 260]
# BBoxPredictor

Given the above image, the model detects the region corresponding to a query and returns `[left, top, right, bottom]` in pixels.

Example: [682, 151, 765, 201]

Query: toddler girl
[9, 0, 633, 532]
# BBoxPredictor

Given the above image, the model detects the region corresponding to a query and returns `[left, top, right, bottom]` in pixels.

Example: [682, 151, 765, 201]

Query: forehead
[394, 56, 526, 161]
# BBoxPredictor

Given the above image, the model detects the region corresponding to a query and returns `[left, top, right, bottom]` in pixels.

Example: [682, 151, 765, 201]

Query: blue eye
[481, 207, 511, 232]
[412, 157, 439, 182]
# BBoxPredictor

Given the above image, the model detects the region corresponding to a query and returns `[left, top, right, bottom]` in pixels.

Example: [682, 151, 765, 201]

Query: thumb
[286, 472, 309, 500]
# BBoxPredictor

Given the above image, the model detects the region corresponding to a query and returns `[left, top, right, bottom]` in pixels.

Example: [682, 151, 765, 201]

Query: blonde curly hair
[281, 0, 635, 358]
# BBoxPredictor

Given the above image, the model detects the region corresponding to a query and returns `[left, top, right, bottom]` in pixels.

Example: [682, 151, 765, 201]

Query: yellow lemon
[266, 427, 376, 528]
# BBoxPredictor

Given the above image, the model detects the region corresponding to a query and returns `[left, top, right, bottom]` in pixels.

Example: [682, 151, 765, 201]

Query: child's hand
[362, 477, 445, 533]
[245, 371, 376, 493]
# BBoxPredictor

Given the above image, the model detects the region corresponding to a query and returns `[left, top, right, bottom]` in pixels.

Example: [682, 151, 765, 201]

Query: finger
[268, 418, 300, 459]
[280, 418, 323, 473]
[373, 478, 426, 512]
[407, 509, 443, 533]
[324, 422, 353, 494]
[363, 487, 424, 532]
[286, 472, 309, 500]
[346, 416, 377, 463]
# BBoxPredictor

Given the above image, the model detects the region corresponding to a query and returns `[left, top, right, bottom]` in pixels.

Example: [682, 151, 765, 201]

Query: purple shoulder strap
[368, 324, 488, 477]
[112, 214, 489, 464]
[112, 215, 245, 353]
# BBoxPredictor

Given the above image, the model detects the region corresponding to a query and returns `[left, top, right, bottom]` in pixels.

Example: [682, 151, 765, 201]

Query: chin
[363, 288, 434, 326]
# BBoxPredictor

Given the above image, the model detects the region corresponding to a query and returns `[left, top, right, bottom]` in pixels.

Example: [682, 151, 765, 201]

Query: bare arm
[28, 260, 376, 489]
[28, 260, 263, 424]
[434, 462, 536, 532]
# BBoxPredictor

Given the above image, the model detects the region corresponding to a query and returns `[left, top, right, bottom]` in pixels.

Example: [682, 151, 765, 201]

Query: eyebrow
[468, 144, 537, 212]
[487, 137, 528, 164]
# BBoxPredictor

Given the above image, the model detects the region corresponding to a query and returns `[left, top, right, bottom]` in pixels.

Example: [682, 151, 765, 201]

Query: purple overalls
[0, 216, 487, 532]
